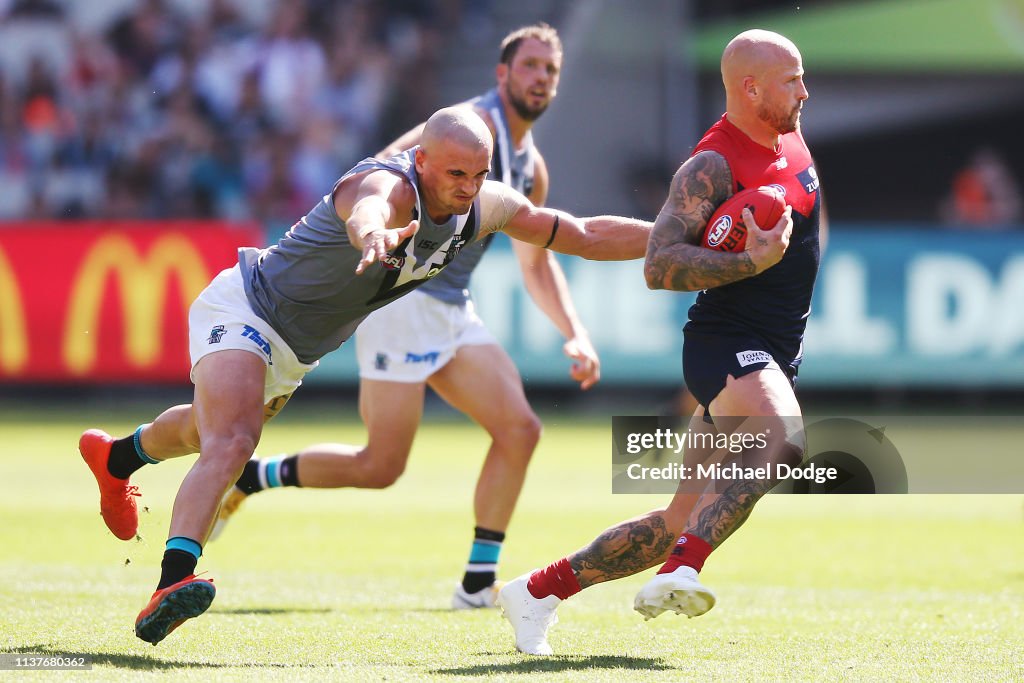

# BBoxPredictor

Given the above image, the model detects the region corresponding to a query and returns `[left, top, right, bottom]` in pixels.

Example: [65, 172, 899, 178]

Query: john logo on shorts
[241, 324, 273, 364]
[207, 325, 226, 344]
[736, 350, 774, 367]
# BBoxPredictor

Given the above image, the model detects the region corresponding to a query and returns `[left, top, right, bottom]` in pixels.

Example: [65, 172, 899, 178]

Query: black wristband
[542, 215, 560, 249]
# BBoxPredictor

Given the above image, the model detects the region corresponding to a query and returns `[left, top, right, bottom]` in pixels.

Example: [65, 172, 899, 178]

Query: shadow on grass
[432, 654, 674, 675]
[210, 607, 332, 616]
[5, 644, 293, 671]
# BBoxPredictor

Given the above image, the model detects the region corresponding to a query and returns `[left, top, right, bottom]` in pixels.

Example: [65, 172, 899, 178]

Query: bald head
[720, 29, 807, 140]
[722, 29, 801, 93]
[421, 106, 493, 157]
[414, 107, 493, 222]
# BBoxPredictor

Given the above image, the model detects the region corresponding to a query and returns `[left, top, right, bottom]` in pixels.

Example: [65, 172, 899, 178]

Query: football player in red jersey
[497, 29, 820, 656]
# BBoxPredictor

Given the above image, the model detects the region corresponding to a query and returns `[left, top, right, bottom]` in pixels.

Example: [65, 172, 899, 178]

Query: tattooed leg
[686, 477, 777, 548]
[683, 369, 805, 549]
[567, 482, 703, 589]
[684, 417, 804, 549]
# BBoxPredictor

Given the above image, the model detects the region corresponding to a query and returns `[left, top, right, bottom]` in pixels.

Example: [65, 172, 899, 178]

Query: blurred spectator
[21, 55, 69, 200]
[941, 147, 1023, 228]
[8, 0, 63, 20]
[0, 0, 451, 224]
[106, 0, 186, 81]
[252, 1, 325, 134]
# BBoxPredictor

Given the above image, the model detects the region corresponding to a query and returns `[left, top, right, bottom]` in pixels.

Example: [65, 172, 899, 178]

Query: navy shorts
[683, 330, 796, 408]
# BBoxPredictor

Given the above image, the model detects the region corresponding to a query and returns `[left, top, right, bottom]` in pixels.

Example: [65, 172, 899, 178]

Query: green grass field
[1, 402, 1021, 681]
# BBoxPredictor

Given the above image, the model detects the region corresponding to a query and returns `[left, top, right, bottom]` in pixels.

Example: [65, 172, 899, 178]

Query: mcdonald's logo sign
[0, 245, 28, 373]
[0, 222, 262, 382]
[63, 233, 211, 375]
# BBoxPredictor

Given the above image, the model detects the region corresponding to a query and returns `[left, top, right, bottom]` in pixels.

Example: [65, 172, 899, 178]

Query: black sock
[279, 455, 301, 487]
[234, 455, 302, 495]
[107, 436, 147, 480]
[157, 549, 198, 589]
[234, 459, 262, 495]
[462, 526, 506, 593]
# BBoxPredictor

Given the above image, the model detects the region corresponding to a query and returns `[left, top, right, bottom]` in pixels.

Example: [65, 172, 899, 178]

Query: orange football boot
[135, 575, 216, 645]
[79, 429, 140, 540]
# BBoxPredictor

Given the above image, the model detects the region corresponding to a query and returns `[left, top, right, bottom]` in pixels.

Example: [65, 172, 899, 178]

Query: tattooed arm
[643, 151, 792, 291]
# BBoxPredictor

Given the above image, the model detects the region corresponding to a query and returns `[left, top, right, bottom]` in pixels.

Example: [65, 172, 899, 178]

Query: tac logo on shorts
[767, 183, 787, 197]
[705, 215, 733, 247]
[405, 351, 440, 365]
[375, 353, 389, 371]
[241, 324, 273, 365]
[736, 350, 774, 367]
[207, 325, 226, 344]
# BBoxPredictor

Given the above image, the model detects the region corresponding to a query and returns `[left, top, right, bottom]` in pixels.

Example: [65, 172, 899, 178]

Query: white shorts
[355, 289, 497, 383]
[188, 265, 318, 402]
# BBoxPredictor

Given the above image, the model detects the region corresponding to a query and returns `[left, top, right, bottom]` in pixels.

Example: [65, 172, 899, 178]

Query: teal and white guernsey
[240, 149, 482, 364]
[416, 88, 537, 305]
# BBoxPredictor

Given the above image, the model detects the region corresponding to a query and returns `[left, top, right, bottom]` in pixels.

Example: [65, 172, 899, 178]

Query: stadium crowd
[0, 0, 466, 224]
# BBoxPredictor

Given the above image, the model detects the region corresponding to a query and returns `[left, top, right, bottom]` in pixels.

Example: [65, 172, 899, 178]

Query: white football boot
[633, 565, 716, 620]
[451, 581, 502, 609]
[496, 573, 560, 656]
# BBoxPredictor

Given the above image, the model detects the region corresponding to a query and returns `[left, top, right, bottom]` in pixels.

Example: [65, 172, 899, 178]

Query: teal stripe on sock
[265, 456, 285, 488]
[468, 540, 502, 565]
[133, 424, 160, 464]
[166, 536, 202, 559]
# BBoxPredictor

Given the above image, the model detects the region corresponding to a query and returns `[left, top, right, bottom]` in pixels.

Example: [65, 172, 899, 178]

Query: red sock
[526, 558, 581, 600]
[657, 533, 713, 574]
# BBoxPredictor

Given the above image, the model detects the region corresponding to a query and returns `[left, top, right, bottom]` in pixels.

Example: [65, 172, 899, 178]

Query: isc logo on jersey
[705, 215, 734, 248]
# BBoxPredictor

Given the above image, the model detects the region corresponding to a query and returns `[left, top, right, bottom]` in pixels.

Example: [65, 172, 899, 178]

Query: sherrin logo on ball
[705, 215, 733, 247]
[701, 185, 787, 253]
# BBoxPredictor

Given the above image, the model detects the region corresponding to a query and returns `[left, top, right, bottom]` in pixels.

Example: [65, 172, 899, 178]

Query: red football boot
[135, 575, 216, 645]
[79, 429, 140, 540]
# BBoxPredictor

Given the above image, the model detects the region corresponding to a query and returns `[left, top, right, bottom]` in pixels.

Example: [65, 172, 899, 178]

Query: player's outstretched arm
[486, 184, 651, 261]
[644, 151, 791, 292]
[334, 170, 418, 273]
